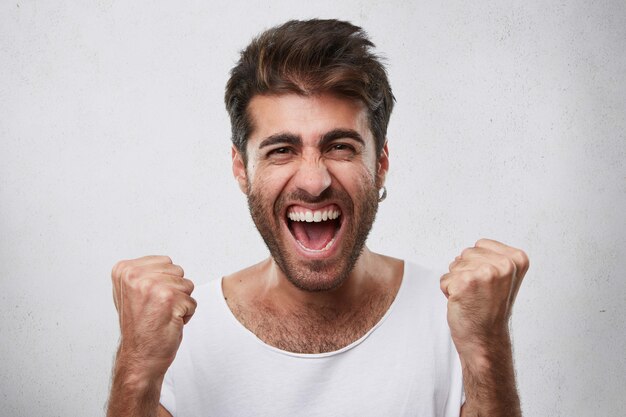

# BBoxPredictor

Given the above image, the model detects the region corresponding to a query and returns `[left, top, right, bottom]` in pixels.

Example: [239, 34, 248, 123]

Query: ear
[231, 145, 249, 194]
[375, 141, 389, 188]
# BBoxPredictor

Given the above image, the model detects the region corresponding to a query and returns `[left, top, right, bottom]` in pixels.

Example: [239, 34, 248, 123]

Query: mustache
[274, 188, 352, 213]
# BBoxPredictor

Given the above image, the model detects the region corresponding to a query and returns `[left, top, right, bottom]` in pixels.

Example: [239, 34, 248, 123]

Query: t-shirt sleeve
[159, 368, 176, 416]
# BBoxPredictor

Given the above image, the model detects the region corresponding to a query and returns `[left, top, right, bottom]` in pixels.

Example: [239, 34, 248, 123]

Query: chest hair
[227, 290, 396, 354]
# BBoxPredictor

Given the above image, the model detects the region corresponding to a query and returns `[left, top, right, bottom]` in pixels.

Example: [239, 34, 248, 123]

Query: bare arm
[105, 256, 196, 417]
[458, 336, 521, 416]
[106, 355, 163, 417]
[441, 239, 528, 417]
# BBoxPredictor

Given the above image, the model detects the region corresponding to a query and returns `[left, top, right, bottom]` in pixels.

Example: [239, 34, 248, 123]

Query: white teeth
[295, 236, 337, 252]
[287, 208, 342, 223]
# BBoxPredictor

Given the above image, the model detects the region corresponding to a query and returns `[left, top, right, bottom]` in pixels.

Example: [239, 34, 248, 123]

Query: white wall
[1, 1, 624, 416]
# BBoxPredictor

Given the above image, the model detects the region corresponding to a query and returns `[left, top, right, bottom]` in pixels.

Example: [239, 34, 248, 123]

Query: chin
[281, 259, 354, 292]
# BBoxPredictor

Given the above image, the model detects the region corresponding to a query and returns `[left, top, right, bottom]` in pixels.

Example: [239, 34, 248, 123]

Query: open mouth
[286, 205, 343, 253]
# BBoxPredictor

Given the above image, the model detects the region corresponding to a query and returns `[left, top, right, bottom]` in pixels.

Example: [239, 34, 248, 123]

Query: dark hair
[224, 19, 394, 161]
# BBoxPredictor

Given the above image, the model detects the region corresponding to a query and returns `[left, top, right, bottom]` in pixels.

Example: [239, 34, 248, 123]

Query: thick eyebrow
[258, 133, 302, 149]
[319, 129, 365, 148]
[257, 129, 364, 150]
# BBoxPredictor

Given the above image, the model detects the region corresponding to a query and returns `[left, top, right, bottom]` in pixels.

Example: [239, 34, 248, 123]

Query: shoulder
[389, 258, 449, 321]
[401, 259, 445, 291]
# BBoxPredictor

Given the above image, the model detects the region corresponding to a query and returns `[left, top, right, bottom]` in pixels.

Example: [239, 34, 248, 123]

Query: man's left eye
[268, 147, 292, 156]
[329, 143, 354, 152]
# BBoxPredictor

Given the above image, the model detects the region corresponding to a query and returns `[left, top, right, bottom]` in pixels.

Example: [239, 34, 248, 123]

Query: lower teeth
[296, 236, 336, 252]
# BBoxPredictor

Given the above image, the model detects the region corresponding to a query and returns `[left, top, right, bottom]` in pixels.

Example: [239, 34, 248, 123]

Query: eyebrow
[319, 129, 365, 147]
[258, 129, 364, 149]
[258, 133, 301, 149]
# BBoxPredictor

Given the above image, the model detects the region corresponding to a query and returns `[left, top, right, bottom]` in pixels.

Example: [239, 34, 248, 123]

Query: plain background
[1, 1, 624, 416]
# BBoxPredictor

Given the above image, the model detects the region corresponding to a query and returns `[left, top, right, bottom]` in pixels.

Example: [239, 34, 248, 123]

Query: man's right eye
[268, 147, 292, 156]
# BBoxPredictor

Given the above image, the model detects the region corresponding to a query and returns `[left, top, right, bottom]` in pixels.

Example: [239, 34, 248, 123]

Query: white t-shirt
[160, 261, 464, 417]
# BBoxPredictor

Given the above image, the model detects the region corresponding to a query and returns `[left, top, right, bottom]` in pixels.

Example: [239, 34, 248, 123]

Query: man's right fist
[111, 255, 196, 380]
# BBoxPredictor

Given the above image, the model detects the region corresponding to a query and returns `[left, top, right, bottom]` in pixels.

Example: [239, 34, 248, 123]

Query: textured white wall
[1, 1, 624, 416]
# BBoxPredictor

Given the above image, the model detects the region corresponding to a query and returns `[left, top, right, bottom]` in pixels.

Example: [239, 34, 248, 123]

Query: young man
[107, 19, 529, 417]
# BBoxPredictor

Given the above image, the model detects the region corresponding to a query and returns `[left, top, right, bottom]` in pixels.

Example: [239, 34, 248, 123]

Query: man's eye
[268, 147, 292, 156]
[328, 143, 355, 153]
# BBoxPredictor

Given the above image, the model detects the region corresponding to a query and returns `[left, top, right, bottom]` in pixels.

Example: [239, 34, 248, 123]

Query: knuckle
[513, 249, 530, 269]
[460, 272, 477, 289]
[480, 264, 499, 283]
[123, 265, 139, 280]
[475, 238, 488, 247]
[460, 247, 473, 258]
[111, 260, 126, 278]
[135, 276, 155, 293]
[157, 288, 176, 304]
[498, 257, 516, 275]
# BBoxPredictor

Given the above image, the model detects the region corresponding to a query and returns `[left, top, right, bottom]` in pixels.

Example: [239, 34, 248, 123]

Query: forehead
[246, 93, 371, 146]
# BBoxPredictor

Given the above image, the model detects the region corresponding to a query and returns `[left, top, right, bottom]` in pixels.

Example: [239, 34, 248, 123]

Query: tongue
[291, 220, 337, 250]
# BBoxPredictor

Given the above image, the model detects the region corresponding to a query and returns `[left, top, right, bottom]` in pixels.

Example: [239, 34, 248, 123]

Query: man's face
[232, 93, 388, 292]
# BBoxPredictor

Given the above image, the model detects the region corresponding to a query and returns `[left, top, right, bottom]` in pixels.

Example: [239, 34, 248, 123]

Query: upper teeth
[288, 209, 341, 222]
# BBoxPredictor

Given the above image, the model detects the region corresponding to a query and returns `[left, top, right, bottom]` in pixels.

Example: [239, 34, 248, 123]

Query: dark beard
[247, 183, 379, 292]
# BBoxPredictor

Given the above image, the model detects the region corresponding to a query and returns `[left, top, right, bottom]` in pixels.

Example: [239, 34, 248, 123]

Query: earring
[378, 186, 387, 202]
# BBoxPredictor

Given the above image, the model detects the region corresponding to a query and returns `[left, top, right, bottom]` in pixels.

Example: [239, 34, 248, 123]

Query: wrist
[113, 351, 165, 393]
[456, 330, 511, 361]
[107, 356, 164, 417]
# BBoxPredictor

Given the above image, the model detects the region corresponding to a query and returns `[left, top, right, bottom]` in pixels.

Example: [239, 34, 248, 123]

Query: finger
[112, 258, 176, 309]
[112, 255, 173, 279]
[130, 274, 195, 296]
[475, 239, 530, 276]
[449, 259, 481, 272]
[440, 271, 466, 300]
[459, 247, 517, 277]
[115, 262, 184, 302]
[451, 247, 497, 269]
[112, 257, 172, 304]
[132, 263, 185, 279]
[440, 272, 457, 298]
[174, 295, 198, 324]
[459, 246, 497, 262]
[474, 238, 512, 254]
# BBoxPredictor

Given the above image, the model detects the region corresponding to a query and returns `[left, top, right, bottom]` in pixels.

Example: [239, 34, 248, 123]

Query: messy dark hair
[225, 19, 394, 162]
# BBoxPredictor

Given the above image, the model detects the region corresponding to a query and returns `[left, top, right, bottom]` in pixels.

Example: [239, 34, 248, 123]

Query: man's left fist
[440, 238, 529, 358]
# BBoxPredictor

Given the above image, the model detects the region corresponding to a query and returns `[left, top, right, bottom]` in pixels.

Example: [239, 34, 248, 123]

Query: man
[107, 19, 529, 417]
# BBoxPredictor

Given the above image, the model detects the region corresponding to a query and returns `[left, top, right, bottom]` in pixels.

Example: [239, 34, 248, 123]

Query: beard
[247, 180, 379, 292]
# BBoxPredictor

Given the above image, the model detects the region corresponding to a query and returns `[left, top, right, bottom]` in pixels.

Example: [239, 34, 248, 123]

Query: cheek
[327, 161, 377, 190]
[250, 166, 293, 198]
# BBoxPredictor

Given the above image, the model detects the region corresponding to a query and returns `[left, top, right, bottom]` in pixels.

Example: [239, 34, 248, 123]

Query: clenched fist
[111, 255, 197, 380]
[440, 239, 529, 359]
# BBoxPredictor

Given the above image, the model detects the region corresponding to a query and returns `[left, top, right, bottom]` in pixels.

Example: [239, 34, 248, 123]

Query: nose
[293, 153, 332, 198]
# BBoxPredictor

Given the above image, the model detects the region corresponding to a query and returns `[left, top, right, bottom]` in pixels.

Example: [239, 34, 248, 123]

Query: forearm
[459, 336, 521, 417]
[106, 355, 164, 417]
